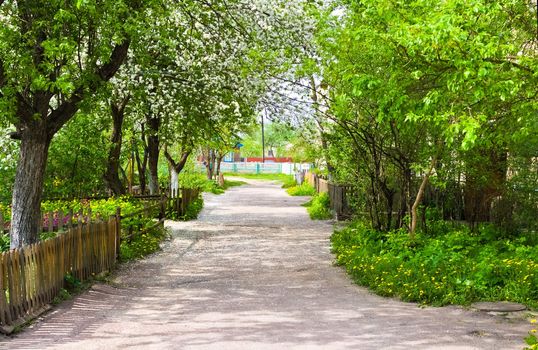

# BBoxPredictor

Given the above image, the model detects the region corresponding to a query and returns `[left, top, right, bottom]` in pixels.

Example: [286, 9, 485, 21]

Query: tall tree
[0, 1, 155, 247]
[312, 0, 538, 234]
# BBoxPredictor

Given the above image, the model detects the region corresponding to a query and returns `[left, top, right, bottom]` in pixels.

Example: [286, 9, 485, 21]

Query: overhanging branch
[47, 40, 131, 136]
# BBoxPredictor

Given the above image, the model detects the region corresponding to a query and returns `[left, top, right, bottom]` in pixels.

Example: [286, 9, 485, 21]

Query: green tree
[0, 1, 157, 247]
[313, 0, 538, 235]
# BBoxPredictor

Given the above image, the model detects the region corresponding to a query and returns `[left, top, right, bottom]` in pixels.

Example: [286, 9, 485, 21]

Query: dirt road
[1, 179, 531, 349]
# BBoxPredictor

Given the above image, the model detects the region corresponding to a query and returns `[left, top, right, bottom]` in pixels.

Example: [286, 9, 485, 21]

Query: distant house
[216, 142, 295, 163]
[223, 143, 244, 162]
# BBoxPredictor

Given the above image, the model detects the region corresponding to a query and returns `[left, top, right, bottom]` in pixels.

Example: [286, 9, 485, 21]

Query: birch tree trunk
[410, 156, 437, 238]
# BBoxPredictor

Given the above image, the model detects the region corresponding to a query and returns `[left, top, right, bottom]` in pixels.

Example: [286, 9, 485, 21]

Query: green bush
[183, 197, 204, 221]
[205, 181, 225, 194]
[41, 197, 157, 234]
[286, 182, 317, 196]
[306, 193, 332, 220]
[0, 233, 9, 251]
[332, 221, 538, 308]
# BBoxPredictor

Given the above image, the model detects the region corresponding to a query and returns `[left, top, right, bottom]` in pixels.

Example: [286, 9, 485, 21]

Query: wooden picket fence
[0, 188, 202, 333]
[0, 216, 119, 333]
[168, 188, 200, 217]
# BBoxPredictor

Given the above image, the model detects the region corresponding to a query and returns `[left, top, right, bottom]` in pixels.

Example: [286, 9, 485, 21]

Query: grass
[303, 193, 332, 220]
[183, 197, 204, 220]
[202, 178, 246, 195]
[281, 177, 297, 189]
[224, 172, 297, 189]
[120, 225, 169, 261]
[223, 172, 294, 183]
[332, 221, 538, 308]
[286, 182, 317, 196]
[222, 179, 247, 190]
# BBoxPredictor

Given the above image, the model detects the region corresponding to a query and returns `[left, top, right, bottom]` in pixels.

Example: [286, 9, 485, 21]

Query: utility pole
[261, 109, 266, 163]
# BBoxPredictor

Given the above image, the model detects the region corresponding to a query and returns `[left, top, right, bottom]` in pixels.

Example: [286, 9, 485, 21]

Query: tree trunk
[410, 157, 437, 238]
[103, 98, 128, 196]
[205, 149, 216, 180]
[164, 148, 191, 194]
[170, 167, 179, 195]
[8, 40, 130, 249]
[10, 129, 51, 249]
[463, 149, 507, 228]
[146, 116, 160, 195]
[135, 146, 148, 195]
[397, 167, 412, 229]
[216, 154, 225, 186]
[134, 124, 149, 195]
[216, 152, 225, 176]
[309, 75, 335, 177]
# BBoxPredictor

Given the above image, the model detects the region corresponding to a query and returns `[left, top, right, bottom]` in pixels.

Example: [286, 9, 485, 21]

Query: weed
[332, 221, 538, 308]
[286, 182, 317, 196]
[307, 193, 332, 220]
[526, 318, 538, 349]
[222, 179, 246, 190]
[120, 226, 168, 261]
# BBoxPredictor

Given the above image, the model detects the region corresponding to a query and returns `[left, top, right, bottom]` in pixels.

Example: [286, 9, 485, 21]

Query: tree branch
[164, 147, 191, 174]
[484, 58, 534, 74]
[164, 147, 178, 169]
[47, 40, 131, 136]
[97, 40, 131, 81]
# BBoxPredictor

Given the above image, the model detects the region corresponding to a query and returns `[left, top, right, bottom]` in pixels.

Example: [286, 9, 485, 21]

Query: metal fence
[198, 162, 312, 175]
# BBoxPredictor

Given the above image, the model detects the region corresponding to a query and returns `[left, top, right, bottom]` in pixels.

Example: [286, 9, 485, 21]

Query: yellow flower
[531, 319, 537, 324]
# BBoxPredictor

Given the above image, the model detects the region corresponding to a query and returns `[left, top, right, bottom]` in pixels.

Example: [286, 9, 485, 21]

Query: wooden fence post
[115, 207, 121, 261]
[160, 195, 166, 221]
[181, 189, 188, 216]
[47, 211, 53, 232]
[58, 210, 64, 232]
[67, 209, 73, 230]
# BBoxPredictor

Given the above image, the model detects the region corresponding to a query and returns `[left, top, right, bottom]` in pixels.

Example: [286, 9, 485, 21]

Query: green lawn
[223, 173, 294, 183]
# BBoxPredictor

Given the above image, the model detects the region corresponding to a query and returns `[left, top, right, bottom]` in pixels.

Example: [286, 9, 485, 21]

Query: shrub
[0, 233, 9, 251]
[331, 221, 538, 308]
[183, 197, 204, 221]
[286, 182, 317, 196]
[205, 181, 225, 194]
[281, 178, 297, 189]
[306, 193, 332, 220]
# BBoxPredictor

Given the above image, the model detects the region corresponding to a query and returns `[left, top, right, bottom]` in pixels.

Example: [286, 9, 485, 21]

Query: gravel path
[1, 178, 532, 349]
